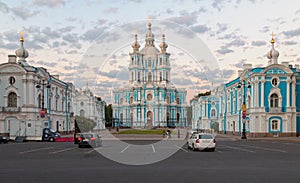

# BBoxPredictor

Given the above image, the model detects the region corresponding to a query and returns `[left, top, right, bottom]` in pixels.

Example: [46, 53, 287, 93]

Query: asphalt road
[0, 137, 300, 183]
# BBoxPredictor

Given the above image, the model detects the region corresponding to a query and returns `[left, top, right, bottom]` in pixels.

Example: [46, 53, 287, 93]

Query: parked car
[42, 128, 60, 142]
[187, 133, 216, 151]
[0, 136, 9, 144]
[77, 133, 102, 148]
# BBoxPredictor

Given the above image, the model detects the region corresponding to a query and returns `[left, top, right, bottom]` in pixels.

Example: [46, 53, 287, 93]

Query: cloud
[0, 1, 9, 13]
[232, 59, 247, 69]
[216, 46, 234, 55]
[191, 24, 210, 34]
[282, 28, 300, 38]
[172, 77, 193, 86]
[103, 7, 118, 14]
[260, 26, 270, 33]
[216, 23, 228, 34]
[251, 40, 266, 46]
[281, 40, 297, 46]
[81, 27, 106, 42]
[10, 6, 40, 20]
[226, 37, 246, 47]
[167, 15, 198, 26]
[33, 0, 66, 8]
[32, 60, 58, 67]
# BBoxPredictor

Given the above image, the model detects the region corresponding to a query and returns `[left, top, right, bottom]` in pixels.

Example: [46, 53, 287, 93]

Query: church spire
[15, 31, 29, 62]
[266, 32, 279, 65]
[159, 34, 168, 53]
[131, 34, 140, 52]
[145, 21, 155, 47]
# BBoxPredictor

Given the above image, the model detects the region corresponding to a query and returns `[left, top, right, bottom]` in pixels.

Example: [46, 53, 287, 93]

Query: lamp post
[36, 79, 51, 125]
[237, 80, 251, 139]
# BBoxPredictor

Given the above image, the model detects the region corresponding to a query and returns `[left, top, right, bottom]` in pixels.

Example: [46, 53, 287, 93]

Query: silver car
[187, 133, 216, 151]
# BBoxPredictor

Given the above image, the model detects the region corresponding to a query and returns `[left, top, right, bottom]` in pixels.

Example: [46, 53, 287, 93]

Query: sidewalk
[217, 133, 300, 142]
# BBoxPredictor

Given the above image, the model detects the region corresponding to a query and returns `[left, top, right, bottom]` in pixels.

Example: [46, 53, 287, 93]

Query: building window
[80, 109, 85, 117]
[177, 113, 180, 122]
[148, 60, 151, 68]
[166, 95, 170, 104]
[8, 92, 17, 107]
[55, 99, 58, 111]
[120, 113, 123, 124]
[271, 120, 279, 131]
[9, 76, 16, 85]
[160, 58, 162, 65]
[38, 94, 42, 108]
[130, 96, 133, 104]
[270, 93, 279, 107]
[211, 109, 216, 117]
[138, 72, 140, 82]
[62, 100, 64, 111]
[120, 98, 124, 105]
[80, 102, 84, 107]
[159, 72, 162, 81]
[147, 93, 153, 101]
[176, 98, 180, 104]
[271, 78, 278, 87]
[148, 72, 152, 82]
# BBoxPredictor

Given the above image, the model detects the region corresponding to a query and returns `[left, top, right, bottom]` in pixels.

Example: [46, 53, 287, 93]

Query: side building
[73, 83, 106, 130]
[0, 36, 76, 140]
[192, 36, 300, 137]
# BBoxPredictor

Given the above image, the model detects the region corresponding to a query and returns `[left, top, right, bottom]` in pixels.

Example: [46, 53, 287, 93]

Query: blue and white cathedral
[192, 35, 300, 137]
[112, 23, 188, 128]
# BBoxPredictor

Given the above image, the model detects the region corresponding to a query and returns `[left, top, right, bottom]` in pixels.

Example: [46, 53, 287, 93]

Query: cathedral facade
[112, 23, 188, 128]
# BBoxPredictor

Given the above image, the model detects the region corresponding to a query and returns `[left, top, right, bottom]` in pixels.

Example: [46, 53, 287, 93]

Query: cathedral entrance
[146, 111, 153, 128]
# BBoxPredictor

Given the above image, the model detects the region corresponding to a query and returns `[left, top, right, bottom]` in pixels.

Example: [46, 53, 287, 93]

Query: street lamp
[36, 79, 51, 120]
[237, 80, 251, 139]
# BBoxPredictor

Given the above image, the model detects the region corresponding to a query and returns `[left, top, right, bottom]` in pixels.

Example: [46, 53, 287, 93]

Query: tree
[105, 104, 113, 127]
[74, 116, 96, 132]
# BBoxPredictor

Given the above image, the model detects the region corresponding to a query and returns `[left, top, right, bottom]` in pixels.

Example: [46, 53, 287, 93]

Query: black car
[77, 133, 102, 148]
[0, 136, 9, 144]
[42, 128, 60, 142]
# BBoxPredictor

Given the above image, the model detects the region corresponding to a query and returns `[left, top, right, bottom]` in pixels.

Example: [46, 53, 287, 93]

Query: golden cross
[270, 32, 276, 38]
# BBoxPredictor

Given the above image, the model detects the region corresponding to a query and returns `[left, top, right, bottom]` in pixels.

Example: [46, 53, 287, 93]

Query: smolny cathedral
[112, 23, 188, 128]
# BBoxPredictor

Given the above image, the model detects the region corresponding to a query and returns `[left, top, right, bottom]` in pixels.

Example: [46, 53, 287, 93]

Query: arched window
[120, 98, 124, 105]
[271, 120, 279, 130]
[148, 60, 151, 68]
[147, 93, 153, 101]
[166, 95, 170, 104]
[176, 98, 180, 104]
[138, 72, 140, 82]
[130, 96, 133, 104]
[270, 93, 279, 107]
[211, 109, 216, 117]
[148, 72, 152, 82]
[120, 113, 123, 124]
[177, 113, 180, 122]
[8, 92, 17, 107]
[80, 109, 85, 117]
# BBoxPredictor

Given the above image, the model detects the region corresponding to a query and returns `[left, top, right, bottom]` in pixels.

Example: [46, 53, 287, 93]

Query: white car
[187, 133, 216, 151]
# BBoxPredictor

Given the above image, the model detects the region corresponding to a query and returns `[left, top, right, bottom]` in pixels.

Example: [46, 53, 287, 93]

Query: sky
[0, 0, 300, 104]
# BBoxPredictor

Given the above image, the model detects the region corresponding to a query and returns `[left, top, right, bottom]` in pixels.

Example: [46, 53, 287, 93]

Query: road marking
[19, 147, 55, 154]
[175, 145, 188, 152]
[240, 145, 287, 153]
[221, 145, 255, 153]
[217, 150, 223, 153]
[50, 147, 77, 154]
[85, 147, 103, 154]
[120, 145, 130, 153]
[152, 145, 156, 153]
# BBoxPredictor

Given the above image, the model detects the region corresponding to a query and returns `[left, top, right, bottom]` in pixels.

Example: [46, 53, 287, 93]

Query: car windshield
[82, 134, 93, 138]
[199, 134, 213, 139]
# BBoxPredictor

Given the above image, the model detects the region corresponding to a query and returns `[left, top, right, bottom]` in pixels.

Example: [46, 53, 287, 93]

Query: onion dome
[131, 34, 140, 52]
[140, 22, 159, 59]
[267, 33, 279, 64]
[159, 34, 168, 53]
[15, 32, 29, 62]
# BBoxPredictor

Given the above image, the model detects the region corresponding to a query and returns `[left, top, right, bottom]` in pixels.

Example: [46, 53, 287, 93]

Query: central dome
[140, 46, 160, 59]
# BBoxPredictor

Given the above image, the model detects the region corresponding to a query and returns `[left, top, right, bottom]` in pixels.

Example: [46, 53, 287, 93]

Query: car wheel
[192, 144, 196, 151]
[187, 142, 190, 149]
[49, 137, 54, 142]
[78, 145, 82, 148]
[210, 148, 215, 152]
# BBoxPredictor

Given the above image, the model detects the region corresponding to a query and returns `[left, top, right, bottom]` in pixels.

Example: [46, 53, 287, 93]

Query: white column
[255, 80, 259, 108]
[292, 76, 296, 107]
[29, 79, 34, 105]
[23, 76, 27, 106]
[286, 79, 291, 107]
[261, 79, 265, 107]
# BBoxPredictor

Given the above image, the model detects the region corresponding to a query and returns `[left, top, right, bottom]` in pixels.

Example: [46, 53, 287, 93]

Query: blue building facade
[112, 23, 188, 128]
[192, 36, 300, 137]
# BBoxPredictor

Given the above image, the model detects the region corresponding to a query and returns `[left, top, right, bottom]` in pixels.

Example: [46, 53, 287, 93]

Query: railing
[269, 107, 282, 113]
[2, 107, 21, 112]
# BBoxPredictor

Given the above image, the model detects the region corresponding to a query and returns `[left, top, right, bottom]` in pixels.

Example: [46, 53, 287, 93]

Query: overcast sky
[1, 0, 300, 104]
